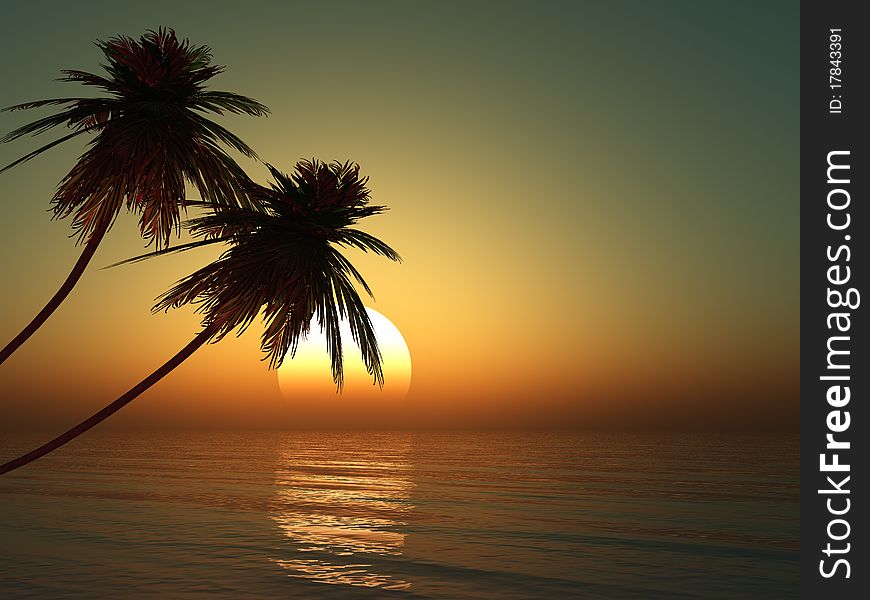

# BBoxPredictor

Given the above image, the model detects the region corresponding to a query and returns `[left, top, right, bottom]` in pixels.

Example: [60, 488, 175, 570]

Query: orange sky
[0, 2, 798, 431]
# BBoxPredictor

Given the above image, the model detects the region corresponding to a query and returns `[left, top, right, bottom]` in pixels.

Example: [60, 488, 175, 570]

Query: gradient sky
[0, 1, 799, 430]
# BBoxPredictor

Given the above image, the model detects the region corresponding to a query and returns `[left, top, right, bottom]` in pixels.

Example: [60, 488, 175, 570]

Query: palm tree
[0, 28, 268, 366]
[0, 159, 401, 475]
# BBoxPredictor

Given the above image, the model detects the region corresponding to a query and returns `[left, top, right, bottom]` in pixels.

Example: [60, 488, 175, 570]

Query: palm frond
[2, 97, 93, 112]
[103, 236, 231, 268]
[189, 113, 260, 159]
[57, 70, 118, 91]
[0, 130, 88, 175]
[191, 91, 270, 116]
[336, 228, 402, 261]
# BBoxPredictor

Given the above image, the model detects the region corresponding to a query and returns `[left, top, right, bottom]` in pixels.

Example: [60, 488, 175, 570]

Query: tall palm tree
[0, 28, 268, 366]
[0, 159, 401, 475]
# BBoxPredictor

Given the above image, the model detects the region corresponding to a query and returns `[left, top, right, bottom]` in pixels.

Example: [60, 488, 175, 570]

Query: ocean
[0, 431, 798, 599]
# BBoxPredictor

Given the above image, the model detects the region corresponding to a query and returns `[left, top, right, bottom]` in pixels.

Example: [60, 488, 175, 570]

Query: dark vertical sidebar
[801, 1, 868, 598]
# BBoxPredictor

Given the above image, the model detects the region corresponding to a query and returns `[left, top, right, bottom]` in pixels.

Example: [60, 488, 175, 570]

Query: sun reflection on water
[270, 434, 414, 591]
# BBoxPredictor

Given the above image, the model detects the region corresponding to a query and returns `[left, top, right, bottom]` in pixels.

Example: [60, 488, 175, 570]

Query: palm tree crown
[1, 27, 268, 246]
[151, 159, 401, 388]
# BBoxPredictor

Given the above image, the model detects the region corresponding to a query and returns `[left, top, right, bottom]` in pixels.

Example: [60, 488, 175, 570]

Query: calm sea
[0, 431, 798, 599]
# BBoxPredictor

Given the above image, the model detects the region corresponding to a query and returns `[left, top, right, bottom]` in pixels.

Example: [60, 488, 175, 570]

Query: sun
[277, 307, 412, 408]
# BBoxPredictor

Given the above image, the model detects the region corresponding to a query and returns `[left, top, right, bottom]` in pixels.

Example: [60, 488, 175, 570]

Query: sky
[0, 1, 799, 431]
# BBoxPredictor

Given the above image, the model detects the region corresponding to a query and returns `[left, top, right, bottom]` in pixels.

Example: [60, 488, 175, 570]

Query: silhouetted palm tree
[0, 28, 268, 366]
[0, 159, 400, 475]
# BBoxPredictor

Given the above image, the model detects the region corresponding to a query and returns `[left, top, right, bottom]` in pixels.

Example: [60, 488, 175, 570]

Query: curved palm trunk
[0, 324, 217, 476]
[0, 222, 109, 366]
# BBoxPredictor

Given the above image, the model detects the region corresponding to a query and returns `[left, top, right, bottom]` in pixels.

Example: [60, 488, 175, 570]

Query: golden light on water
[271, 435, 414, 590]
[277, 307, 412, 408]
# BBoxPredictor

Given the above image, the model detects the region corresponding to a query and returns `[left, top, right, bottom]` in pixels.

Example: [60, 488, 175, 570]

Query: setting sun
[277, 307, 412, 409]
